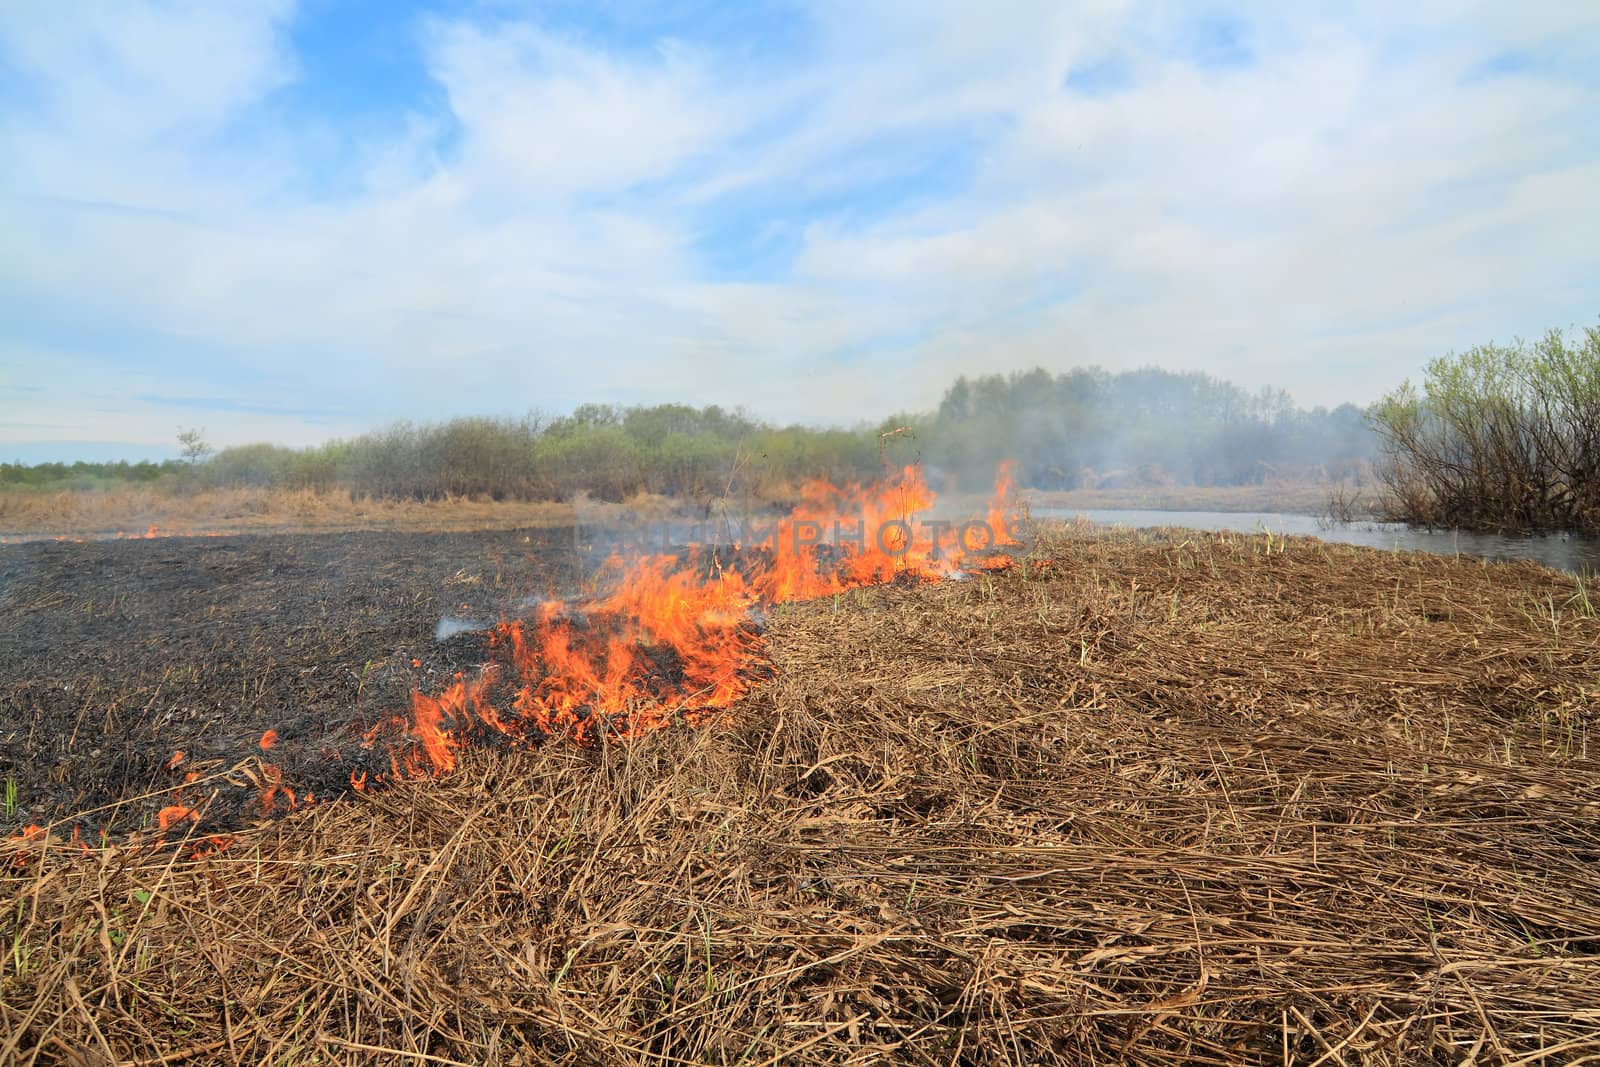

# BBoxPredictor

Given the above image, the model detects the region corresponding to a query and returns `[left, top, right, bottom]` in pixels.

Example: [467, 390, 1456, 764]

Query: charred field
[4, 522, 1600, 1064]
[0, 527, 600, 834]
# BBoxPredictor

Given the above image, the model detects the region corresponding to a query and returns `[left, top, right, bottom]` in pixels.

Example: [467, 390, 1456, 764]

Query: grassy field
[0, 486, 665, 540]
[3, 524, 1598, 1064]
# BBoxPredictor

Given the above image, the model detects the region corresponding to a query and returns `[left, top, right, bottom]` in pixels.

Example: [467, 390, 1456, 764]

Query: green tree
[177, 427, 213, 465]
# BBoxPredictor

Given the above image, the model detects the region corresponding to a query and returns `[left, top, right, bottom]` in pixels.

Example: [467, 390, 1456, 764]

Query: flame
[259, 729, 278, 751]
[188, 833, 235, 859]
[258, 763, 296, 814]
[986, 460, 1019, 543]
[384, 463, 1022, 775]
[157, 805, 196, 832]
[7, 825, 47, 869]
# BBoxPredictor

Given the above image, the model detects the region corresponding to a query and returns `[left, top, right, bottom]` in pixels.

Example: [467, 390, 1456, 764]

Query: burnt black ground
[0, 527, 597, 837]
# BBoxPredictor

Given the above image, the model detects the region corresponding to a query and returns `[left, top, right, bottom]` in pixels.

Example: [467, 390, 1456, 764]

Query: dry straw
[4, 526, 1598, 1065]
[0, 487, 584, 540]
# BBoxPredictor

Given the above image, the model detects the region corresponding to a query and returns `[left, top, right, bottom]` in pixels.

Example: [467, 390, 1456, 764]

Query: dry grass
[0, 481, 1373, 541]
[0, 487, 591, 539]
[4, 526, 1599, 1065]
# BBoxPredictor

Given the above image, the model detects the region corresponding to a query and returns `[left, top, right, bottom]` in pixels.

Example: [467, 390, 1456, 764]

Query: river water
[1033, 508, 1600, 577]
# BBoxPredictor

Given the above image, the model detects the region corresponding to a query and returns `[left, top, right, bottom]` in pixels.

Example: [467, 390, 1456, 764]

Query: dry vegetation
[0, 479, 1369, 544]
[4, 526, 1599, 1065]
[0, 486, 650, 539]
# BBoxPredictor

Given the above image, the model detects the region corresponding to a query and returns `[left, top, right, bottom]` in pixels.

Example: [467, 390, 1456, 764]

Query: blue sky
[2, 1, 1597, 463]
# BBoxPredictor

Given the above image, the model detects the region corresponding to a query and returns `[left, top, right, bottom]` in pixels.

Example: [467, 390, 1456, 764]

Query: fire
[985, 460, 1018, 546]
[385, 464, 1023, 775]
[189, 834, 235, 858]
[157, 805, 196, 832]
[258, 763, 296, 814]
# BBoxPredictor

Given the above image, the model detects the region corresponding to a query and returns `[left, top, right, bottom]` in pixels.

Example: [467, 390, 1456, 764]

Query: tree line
[4, 365, 1384, 504]
[910, 367, 1372, 490]
[11, 328, 1593, 534]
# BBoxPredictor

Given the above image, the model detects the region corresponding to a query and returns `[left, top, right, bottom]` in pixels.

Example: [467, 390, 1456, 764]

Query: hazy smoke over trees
[4, 366, 1378, 502]
[911, 367, 1373, 492]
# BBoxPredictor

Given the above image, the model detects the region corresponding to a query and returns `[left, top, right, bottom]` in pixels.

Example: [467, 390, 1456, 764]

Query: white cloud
[424, 20, 739, 195]
[773, 7, 1598, 407]
[0, 1, 294, 136]
[0, 0, 1596, 455]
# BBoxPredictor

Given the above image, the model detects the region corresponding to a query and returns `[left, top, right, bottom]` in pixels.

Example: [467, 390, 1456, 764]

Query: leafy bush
[1370, 325, 1600, 534]
[0, 460, 178, 490]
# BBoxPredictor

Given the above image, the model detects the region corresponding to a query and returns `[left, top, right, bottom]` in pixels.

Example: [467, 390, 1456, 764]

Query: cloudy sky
[2, 1, 1596, 462]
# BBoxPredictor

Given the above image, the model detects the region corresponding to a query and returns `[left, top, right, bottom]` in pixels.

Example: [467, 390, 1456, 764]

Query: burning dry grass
[4, 526, 1600, 1065]
[0, 487, 588, 540]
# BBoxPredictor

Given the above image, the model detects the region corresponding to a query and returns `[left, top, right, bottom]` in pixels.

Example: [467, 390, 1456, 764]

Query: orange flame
[189, 833, 235, 858]
[986, 460, 1019, 544]
[382, 464, 1022, 776]
[259, 763, 294, 814]
[7, 825, 47, 869]
[157, 805, 196, 832]
[259, 729, 278, 751]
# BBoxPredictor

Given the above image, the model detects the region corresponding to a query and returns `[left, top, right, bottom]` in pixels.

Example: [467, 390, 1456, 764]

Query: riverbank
[1026, 480, 1379, 515]
[0, 479, 1374, 542]
[4, 524, 1596, 1063]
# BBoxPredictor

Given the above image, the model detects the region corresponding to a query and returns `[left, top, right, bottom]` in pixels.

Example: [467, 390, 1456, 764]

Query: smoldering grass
[435, 615, 485, 641]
